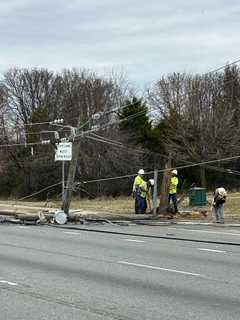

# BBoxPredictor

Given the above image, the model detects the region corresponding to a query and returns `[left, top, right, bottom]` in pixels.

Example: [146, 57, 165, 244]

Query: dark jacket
[213, 194, 226, 207]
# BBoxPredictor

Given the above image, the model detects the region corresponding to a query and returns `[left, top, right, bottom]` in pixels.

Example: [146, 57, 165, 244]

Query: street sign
[55, 142, 72, 161]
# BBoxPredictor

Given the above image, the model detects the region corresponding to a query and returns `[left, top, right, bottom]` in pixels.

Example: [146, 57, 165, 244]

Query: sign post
[55, 142, 72, 202]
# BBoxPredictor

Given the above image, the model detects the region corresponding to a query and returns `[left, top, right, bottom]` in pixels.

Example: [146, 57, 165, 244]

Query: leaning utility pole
[61, 138, 80, 216]
[61, 112, 84, 216]
[158, 154, 172, 214]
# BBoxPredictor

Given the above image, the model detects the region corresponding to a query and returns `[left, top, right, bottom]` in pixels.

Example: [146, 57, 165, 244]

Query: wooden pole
[158, 155, 172, 214]
[153, 168, 158, 215]
[61, 139, 80, 216]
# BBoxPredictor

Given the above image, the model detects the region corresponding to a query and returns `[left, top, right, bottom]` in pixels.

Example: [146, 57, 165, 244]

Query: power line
[206, 58, 240, 75]
[84, 133, 240, 177]
[0, 141, 44, 148]
[85, 133, 167, 158]
[80, 154, 240, 185]
[0, 108, 150, 148]
[152, 58, 240, 110]
[17, 181, 62, 201]
[79, 109, 154, 137]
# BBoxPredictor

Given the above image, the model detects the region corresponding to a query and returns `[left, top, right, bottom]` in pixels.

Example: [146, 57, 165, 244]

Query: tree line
[0, 65, 240, 200]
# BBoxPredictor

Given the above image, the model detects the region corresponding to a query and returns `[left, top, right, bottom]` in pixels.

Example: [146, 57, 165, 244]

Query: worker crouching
[139, 179, 154, 214]
[212, 187, 227, 224]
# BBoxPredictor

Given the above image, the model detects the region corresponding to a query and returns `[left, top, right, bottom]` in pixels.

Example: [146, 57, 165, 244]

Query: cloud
[0, 0, 240, 87]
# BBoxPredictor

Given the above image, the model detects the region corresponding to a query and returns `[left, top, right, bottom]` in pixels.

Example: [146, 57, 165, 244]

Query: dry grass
[179, 192, 240, 220]
[0, 193, 240, 219]
[0, 197, 134, 215]
[70, 197, 133, 214]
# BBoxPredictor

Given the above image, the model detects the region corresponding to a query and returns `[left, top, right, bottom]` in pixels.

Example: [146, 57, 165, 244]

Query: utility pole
[158, 154, 172, 214]
[152, 168, 158, 215]
[61, 110, 106, 216]
[62, 161, 65, 202]
[61, 139, 80, 216]
[61, 112, 89, 216]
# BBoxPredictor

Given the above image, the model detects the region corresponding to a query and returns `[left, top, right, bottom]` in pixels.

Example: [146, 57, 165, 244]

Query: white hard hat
[138, 169, 145, 175]
[172, 169, 178, 175]
[149, 179, 154, 186]
[216, 187, 227, 196]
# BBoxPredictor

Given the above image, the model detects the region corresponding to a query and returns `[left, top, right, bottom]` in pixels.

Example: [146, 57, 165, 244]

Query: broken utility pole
[61, 139, 81, 216]
[152, 168, 158, 215]
[61, 111, 85, 216]
[158, 154, 172, 215]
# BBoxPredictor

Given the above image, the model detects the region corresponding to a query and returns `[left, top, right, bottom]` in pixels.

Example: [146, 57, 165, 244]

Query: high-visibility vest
[169, 176, 178, 194]
[133, 175, 145, 195]
[139, 181, 151, 199]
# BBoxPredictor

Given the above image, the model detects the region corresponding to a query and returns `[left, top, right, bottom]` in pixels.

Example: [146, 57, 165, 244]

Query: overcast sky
[0, 0, 240, 88]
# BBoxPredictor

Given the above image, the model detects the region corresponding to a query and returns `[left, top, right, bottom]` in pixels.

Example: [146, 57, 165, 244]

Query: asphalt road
[0, 224, 240, 319]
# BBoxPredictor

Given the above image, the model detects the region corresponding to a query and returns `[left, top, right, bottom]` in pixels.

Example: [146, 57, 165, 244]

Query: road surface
[0, 224, 240, 319]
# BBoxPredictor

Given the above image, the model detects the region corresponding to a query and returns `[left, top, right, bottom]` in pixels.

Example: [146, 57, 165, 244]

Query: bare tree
[148, 69, 240, 186]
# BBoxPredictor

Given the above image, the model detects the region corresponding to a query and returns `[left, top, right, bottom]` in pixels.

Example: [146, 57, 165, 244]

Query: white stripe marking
[118, 261, 202, 277]
[64, 231, 80, 235]
[168, 227, 240, 237]
[0, 280, 18, 286]
[124, 239, 145, 243]
[198, 248, 226, 253]
[18, 226, 29, 229]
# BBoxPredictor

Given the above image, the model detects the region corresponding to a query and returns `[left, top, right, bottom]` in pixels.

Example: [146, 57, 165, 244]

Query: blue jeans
[135, 195, 147, 214]
[168, 193, 178, 213]
[213, 204, 224, 223]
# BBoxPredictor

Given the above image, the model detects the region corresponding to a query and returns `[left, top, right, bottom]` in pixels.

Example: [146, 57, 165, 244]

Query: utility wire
[79, 109, 154, 137]
[85, 133, 240, 177]
[80, 154, 240, 185]
[153, 58, 240, 110]
[206, 58, 240, 74]
[85, 133, 167, 158]
[0, 141, 44, 148]
[17, 181, 62, 201]
[0, 108, 148, 148]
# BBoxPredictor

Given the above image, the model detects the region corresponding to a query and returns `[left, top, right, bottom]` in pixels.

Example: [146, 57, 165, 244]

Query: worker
[212, 187, 227, 224]
[132, 169, 145, 214]
[139, 179, 154, 213]
[168, 169, 179, 214]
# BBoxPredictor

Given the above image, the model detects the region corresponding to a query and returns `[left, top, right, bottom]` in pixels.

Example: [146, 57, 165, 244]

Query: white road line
[64, 231, 81, 235]
[0, 280, 18, 286]
[118, 261, 202, 277]
[123, 239, 145, 243]
[18, 226, 29, 229]
[198, 248, 226, 253]
[168, 227, 240, 237]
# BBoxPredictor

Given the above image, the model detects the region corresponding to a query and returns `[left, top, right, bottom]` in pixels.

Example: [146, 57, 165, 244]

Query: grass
[0, 193, 240, 219]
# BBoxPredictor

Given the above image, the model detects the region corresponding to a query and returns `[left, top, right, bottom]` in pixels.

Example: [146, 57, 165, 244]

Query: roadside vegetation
[0, 65, 240, 204]
[0, 192, 240, 222]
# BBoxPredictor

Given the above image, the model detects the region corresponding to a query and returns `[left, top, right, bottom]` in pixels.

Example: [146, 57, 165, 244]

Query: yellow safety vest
[169, 176, 178, 194]
[139, 181, 152, 199]
[133, 175, 145, 195]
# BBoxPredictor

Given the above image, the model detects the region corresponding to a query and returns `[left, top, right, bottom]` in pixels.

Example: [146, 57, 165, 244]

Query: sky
[0, 0, 240, 88]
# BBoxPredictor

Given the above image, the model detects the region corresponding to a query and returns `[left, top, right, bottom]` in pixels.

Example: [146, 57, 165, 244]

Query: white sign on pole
[55, 142, 72, 161]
